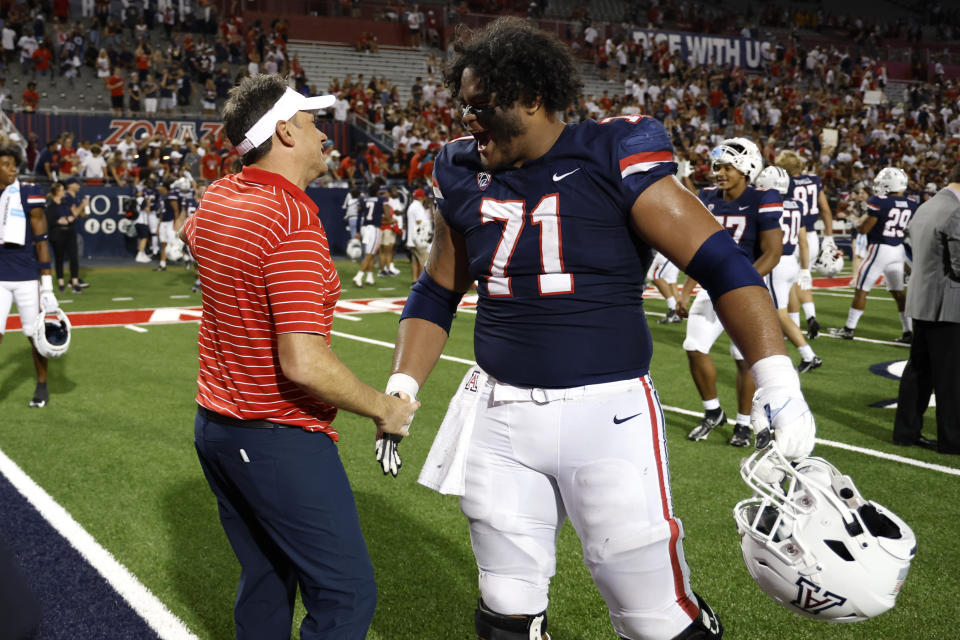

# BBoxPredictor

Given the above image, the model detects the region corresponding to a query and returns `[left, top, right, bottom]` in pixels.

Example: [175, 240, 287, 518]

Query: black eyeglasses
[461, 102, 495, 121]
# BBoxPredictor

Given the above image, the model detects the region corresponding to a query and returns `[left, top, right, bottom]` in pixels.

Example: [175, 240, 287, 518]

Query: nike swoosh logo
[738, 205, 750, 210]
[552, 168, 581, 181]
[613, 412, 642, 424]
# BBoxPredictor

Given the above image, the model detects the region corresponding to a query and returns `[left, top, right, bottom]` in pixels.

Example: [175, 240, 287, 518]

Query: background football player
[775, 149, 835, 340]
[0, 146, 60, 407]
[754, 165, 822, 373]
[679, 138, 784, 447]
[836, 167, 917, 342]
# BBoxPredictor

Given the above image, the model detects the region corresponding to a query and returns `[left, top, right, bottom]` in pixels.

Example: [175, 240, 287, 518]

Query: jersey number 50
[480, 195, 573, 297]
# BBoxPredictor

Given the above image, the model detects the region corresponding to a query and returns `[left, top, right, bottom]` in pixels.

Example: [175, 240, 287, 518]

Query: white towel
[417, 366, 486, 496]
[0, 179, 26, 246]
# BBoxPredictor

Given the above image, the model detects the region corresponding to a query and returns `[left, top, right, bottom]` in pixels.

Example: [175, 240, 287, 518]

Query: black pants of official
[194, 410, 377, 640]
[50, 228, 79, 282]
[894, 319, 960, 454]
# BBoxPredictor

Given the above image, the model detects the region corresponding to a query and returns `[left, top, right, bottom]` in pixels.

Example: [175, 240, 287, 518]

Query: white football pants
[647, 251, 679, 284]
[854, 243, 906, 292]
[682, 289, 744, 360]
[0, 280, 40, 337]
[460, 373, 699, 640]
[766, 253, 799, 309]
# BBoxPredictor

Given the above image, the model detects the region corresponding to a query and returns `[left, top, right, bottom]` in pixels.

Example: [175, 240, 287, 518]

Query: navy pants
[194, 410, 376, 639]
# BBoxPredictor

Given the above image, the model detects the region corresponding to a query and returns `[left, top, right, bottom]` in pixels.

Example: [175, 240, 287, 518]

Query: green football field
[1, 261, 958, 639]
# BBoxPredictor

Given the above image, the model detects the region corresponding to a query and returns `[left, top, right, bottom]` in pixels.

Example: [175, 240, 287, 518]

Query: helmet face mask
[734, 446, 916, 623]
[32, 308, 71, 359]
[710, 137, 763, 183]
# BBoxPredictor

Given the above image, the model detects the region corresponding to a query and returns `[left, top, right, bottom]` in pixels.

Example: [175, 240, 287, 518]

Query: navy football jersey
[789, 174, 823, 232]
[697, 185, 782, 261]
[361, 195, 384, 227]
[779, 197, 802, 257]
[433, 115, 676, 388]
[161, 191, 178, 222]
[179, 193, 199, 217]
[0, 183, 47, 281]
[865, 195, 916, 246]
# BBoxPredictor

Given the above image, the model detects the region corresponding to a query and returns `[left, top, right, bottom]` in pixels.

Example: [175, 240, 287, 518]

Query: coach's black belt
[198, 406, 293, 429]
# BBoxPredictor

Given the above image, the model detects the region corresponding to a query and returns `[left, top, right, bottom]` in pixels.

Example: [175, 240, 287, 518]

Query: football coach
[181, 74, 418, 639]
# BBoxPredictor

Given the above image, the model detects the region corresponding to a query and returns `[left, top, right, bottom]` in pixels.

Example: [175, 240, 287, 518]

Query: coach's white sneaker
[352, 273, 364, 288]
[365, 272, 375, 285]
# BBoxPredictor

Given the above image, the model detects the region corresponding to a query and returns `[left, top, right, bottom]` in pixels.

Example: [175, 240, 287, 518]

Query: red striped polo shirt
[184, 165, 341, 439]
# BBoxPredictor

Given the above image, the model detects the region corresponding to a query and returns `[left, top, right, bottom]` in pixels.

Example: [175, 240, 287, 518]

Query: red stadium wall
[244, 11, 411, 47]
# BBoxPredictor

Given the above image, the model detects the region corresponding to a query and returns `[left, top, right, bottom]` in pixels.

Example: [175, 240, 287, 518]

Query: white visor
[234, 87, 335, 155]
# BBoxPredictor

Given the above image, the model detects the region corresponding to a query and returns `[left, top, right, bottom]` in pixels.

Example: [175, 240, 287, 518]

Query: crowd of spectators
[0, 0, 956, 234]
[0, 0, 302, 115]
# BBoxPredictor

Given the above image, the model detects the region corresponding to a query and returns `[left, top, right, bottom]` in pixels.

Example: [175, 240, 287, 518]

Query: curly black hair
[443, 17, 581, 114]
[0, 146, 23, 167]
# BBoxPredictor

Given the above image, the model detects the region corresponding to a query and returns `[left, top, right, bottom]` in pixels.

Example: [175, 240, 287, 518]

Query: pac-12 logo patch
[792, 577, 847, 615]
[464, 370, 480, 392]
[476, 172, 491, 191]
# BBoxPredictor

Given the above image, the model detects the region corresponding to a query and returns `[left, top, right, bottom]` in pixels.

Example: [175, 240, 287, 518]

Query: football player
[775, 150, 835, 339]
[754, 166, 822, 373]
[836, 167, 917, 342]
[0, 147, 59, 407]
[679, 137, 784, 447]
[380, 18, 815, 640]
[353, 182, 385, 288]
[647, 251, 682, 323]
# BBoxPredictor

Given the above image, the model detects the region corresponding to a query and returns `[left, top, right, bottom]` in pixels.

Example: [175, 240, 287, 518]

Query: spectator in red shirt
[182, 74, 416, 640]
[22, 82, 38, 111]
[106, 68, 125, 116]
[31, 41, 53, 83]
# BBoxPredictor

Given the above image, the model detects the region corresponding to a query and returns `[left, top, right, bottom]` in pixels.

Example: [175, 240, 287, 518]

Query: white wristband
[385, 372, 420, 400]
[40, 274, 53, 292]
[750, 355, 801, 391]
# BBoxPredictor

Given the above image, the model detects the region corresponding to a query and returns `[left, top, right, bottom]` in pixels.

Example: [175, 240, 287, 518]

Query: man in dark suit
[893, 164, 960, 454]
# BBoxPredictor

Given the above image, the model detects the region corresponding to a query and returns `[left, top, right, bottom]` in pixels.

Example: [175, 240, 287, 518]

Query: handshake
[375, 373, 420, 477]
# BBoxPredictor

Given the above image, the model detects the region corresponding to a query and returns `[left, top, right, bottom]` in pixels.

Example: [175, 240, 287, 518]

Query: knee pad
[475, 599, 549, 640]
[478, 572, 549, 617]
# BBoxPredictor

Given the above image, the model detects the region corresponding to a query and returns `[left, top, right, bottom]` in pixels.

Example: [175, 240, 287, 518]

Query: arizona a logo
[476, 171, 491, 191]
[464, 370, 481, 392]
[792, 577, 847, 615]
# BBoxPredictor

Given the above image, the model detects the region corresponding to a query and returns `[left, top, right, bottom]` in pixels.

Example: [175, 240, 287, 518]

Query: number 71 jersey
[432, 116, 676, 388]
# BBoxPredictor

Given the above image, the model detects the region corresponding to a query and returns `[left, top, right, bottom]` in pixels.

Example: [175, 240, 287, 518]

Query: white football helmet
[346, 238, 363, 260]
[411, 220, 434, 250]
[734, 446, 915, 623]
[710, 137, 763, 182]
[32, 307, 72, 358]
[812, 244, 844, 276]
[165, 236, 186, 262]
[755, 166, 790, 195]
[873, 167, 908, 196]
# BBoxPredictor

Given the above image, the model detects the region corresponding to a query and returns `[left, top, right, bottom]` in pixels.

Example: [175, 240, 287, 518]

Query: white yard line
[0, 448, 198, 639]
[330, 330, 959, 477]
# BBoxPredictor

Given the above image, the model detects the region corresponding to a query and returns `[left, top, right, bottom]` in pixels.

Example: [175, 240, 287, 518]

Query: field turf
[1, 261, 957, 639]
